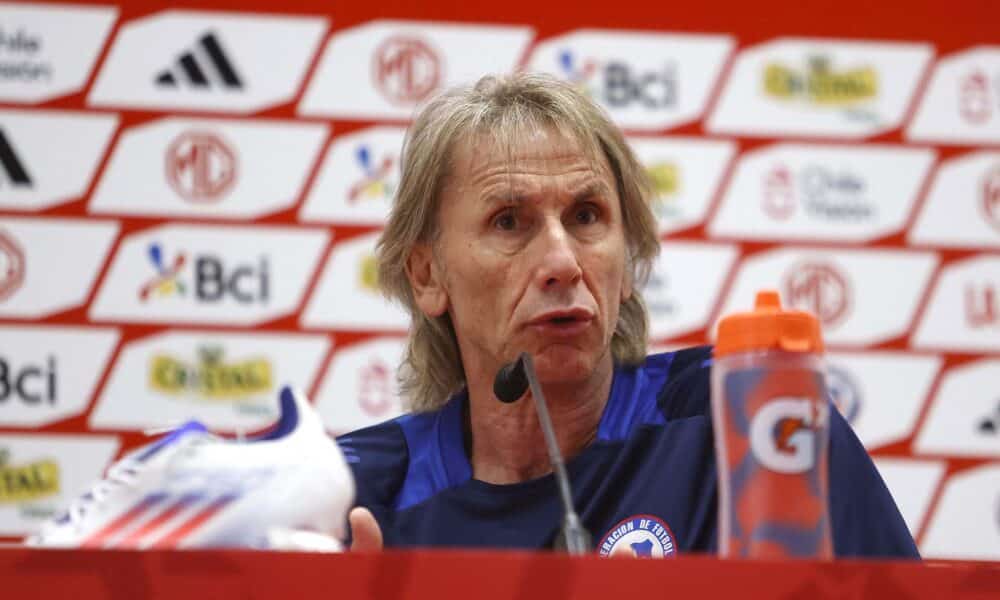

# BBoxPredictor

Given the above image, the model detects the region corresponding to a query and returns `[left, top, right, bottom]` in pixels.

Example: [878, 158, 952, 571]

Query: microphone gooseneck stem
[520, 353, 590, 555]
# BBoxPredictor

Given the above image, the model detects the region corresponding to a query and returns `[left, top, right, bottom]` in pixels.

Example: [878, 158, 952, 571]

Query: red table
[2, 548, 999, 599]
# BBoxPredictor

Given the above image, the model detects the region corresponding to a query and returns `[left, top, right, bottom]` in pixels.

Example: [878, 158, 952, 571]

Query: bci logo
[139, 242, 269, 304]
[558, 50, 678, 109]
[0, 355, 56, 404]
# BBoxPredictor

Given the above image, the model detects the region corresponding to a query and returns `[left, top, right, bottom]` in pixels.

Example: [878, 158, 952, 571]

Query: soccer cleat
[25, 386, 354, 550]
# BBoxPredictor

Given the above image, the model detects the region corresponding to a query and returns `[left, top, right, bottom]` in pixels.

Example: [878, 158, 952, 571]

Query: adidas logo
[155, 32, 244, 90]
[0, 129, 31, 187]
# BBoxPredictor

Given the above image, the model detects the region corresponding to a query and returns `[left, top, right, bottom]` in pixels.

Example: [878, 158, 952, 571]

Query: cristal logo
[763, 165, 796, 220]
[0, 448, 59, 504]
[149, 345, 272, 401]
[358, 357, 393, 417]
[764, 56, 877, 112]
[826, 366, 861, 424]
[348, 145, 396, 204]
[645, 161, 680, 218]
[559, 50, 678, 109]
[982, 165, 1000, 233]
[965, 283, 998, 328]
[138, 242, 270, 305]
[0, 229, 26, 301]
[783, 262, 851, 327]
[358, 253, 380, 293]
[165, 131, 238, 203]
[959, 70, 992, 125]
[372, 35, 442, 105]
[749, 397, 827, 474]
[0, 355, 56, 405]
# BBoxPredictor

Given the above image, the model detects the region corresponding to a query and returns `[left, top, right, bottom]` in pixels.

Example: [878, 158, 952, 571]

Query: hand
[348, 506, 383, 551]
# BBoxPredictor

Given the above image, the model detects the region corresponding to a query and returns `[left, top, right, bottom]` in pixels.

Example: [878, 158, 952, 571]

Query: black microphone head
[493, 354, 529, 403]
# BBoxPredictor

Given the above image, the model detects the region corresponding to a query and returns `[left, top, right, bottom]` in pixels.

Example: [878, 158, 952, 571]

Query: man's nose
[533, 218, 582, 289]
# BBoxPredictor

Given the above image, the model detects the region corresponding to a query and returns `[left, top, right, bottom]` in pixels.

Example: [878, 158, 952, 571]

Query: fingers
[348, 506, 383, 552]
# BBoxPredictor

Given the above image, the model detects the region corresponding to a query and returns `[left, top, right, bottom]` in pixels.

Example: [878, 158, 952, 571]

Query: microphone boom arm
[519, 353, 591, 555]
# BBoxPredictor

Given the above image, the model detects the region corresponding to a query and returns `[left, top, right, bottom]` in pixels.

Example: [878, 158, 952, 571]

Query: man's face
[408, 127, 632, 387]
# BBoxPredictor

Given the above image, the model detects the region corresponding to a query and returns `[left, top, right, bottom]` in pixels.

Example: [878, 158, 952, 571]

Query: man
[339, 72, 917, 558]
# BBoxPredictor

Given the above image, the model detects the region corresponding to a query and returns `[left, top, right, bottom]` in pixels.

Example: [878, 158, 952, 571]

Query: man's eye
[493, 209, 518, 231]
[574, 204, 600, 225]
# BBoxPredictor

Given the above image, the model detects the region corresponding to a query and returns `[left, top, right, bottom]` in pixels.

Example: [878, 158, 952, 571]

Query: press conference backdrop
[0, 0, 997, 559]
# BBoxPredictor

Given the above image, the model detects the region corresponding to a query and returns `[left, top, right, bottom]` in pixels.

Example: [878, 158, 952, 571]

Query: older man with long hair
[339, 72, 917, 558]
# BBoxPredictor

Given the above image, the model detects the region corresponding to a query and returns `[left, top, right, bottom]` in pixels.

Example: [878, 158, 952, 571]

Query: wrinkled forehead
[445, 124, 615, 189]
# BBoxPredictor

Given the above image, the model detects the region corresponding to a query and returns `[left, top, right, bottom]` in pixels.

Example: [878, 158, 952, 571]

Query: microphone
[493, 353, 592, 555]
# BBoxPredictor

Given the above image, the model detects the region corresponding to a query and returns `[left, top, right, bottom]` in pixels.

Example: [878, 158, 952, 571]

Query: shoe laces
[28, 430, 217, 543]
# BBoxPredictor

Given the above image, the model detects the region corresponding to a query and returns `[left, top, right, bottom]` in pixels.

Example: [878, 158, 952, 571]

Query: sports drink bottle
[711, 290, 833, 559]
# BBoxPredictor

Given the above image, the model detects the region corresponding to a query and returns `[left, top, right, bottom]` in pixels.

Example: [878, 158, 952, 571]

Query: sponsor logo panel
[920, 464, 1000, 560]
[300, 232, 409, 331]
[90, 331, 328, 432]
[914, 359, 1000, 458]
[298, 126, 405, 225]
[527, 30, 733, 131]
[90, 118, 328, 219]
[626, 136, 736, 234]
[909, 151, 1000, 249]
[707, 38, 932, 138]
[0, 434, 119, 536]
[908, 47, 1000, 144]
[0, 326, 119, 427]
[0, 4, 117, 103]
[89, 224, 327, 325]
[642, 241, 738, 340]
[825, 352, 941, 449]
[912, 255, 1000, 352]
[89, 11, 327, 113]
[0, 218, 118, 319]
[316, 337, 405, 434]
[0, 109, 118, 211]
[299, 20, 533, 119]
[716, 248, 937, 346]
[709, 143, 935, 242]
[871, 458, 946, 538]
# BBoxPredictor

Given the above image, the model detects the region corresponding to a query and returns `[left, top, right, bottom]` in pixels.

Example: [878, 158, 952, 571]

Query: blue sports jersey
[337, 346, 919, 558]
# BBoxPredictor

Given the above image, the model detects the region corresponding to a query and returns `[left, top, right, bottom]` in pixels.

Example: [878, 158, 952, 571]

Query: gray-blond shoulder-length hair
[376, 72, 660, 412]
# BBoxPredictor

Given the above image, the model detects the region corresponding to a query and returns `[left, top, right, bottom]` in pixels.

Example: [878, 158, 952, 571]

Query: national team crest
[598, 514, 678, 558]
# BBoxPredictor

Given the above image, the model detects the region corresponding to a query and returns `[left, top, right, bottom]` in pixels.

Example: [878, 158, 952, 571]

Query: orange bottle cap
[714, 290, 824, 358]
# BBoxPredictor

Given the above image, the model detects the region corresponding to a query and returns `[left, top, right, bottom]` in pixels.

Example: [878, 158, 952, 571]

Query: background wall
[0, 0, 997, 559]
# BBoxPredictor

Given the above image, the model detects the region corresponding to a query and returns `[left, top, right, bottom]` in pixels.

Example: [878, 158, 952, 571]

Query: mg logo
[959, 70, 992, 125]
[982, 165, 1000, 233]
[783, 262, 851, 327]
[372, 36, 442, 105]
[165, 131, 238, 203]
[0, 230, 25, 301]
[965, 283, 999, 328]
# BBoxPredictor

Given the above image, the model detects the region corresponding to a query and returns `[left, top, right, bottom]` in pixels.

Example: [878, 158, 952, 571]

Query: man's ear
[406, 242, 448, 317]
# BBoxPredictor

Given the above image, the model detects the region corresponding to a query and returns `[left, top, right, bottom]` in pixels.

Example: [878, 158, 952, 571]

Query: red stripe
[81, 494, 165, 548]
[116, 495, 200, 548]
[149, 495, 237, 549]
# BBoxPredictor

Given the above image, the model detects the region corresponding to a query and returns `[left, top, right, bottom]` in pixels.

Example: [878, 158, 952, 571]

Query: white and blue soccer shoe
[25, 386, 354, 551]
